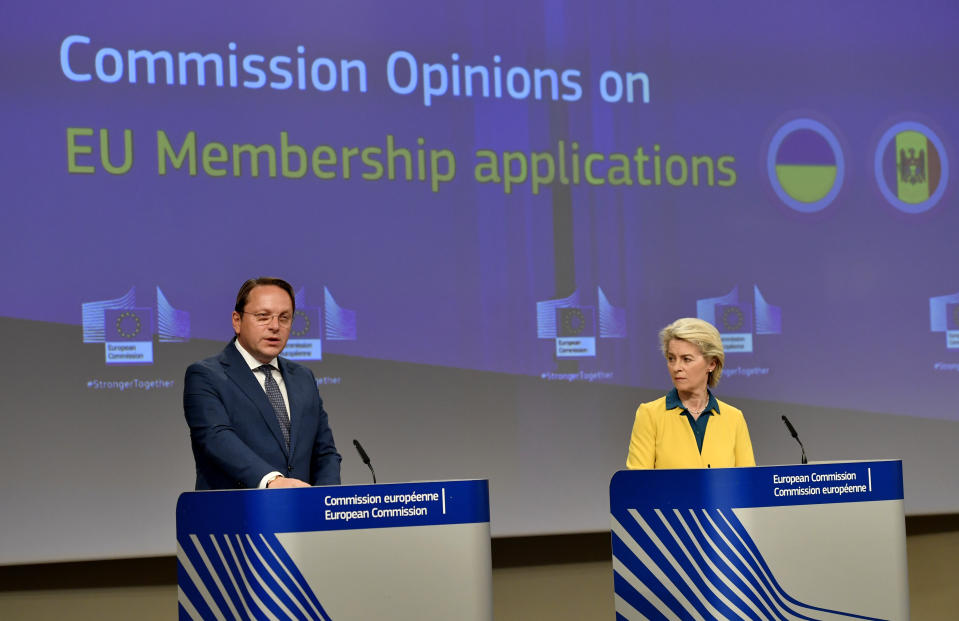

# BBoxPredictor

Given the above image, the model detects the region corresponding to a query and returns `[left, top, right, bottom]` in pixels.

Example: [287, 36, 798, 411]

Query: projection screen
[1, 0, 957, 564]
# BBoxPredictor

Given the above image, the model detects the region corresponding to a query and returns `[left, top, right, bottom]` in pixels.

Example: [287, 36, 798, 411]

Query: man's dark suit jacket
[183, 342, 341, 490]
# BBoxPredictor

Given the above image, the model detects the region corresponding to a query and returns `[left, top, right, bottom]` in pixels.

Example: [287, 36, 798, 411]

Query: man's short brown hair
[234, 277, 296, 314]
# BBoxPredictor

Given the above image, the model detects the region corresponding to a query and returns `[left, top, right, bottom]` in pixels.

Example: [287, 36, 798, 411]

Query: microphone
[781, 415, 807, 465]
[353, 439, 377, 484]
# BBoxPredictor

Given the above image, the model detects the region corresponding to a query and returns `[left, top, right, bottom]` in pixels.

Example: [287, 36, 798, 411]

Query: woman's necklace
[683, 398, 709, 417]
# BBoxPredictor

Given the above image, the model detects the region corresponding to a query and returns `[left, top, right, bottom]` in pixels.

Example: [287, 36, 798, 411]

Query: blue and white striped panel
[535, 289, 580, 338]
[157, 286, 190, 342]
[324, 286, 356, 341]
[611, 507, 887, 621]
[598, 286, 627, 338]
[80, 286, 136, 343]
[178, 532, 331, 621]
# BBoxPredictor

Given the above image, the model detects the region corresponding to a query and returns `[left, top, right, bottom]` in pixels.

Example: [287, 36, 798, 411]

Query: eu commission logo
[555, 307, 596, 358]
[948, 304, 959, 349]
[280, 286, 358, 361]
[284, 307, 323, 361]
[717, 303, 753, 334]
[105, 308, 154, 365]
[697, 285, 781, 353]
[81, 286, 190, 365]
[536, 287, 626, 359]
[929, 290, 959, 350]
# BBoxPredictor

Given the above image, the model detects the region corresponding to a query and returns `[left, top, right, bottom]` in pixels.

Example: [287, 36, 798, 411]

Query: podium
[176, 479, 492, 620]
[610, 461, 908, 620]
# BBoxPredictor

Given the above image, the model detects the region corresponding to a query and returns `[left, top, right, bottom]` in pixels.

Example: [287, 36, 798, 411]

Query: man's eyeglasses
[243, 311, 293, 327]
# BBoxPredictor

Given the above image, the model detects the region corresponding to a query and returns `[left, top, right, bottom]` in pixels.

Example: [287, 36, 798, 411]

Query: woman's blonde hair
[659, 317, 725, 387]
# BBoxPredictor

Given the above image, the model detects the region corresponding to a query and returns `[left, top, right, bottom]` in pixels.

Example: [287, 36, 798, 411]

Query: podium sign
[177, 479, 492, 620]
[610, 461, 908, 620]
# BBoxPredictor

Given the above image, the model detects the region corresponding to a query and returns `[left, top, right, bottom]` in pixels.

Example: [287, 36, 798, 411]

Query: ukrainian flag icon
[775, 129, 837, 203]
[767, 118, 845, 213]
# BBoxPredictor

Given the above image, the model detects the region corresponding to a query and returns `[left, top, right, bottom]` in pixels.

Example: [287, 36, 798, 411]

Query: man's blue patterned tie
[258, 365, 290, 448]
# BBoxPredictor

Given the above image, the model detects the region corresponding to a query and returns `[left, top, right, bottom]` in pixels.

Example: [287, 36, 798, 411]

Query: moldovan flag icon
[890, 130, 942, 204]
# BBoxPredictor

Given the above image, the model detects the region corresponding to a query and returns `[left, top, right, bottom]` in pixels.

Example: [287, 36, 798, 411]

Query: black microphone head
[352, 438, 371, 464]
[781, 415, 799, 439]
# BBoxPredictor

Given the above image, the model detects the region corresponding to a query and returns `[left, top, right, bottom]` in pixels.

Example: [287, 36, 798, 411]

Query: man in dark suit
[184, 277, 341, 490]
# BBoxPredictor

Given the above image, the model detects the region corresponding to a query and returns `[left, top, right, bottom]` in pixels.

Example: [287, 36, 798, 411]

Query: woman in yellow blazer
[626, 317, 755, 469]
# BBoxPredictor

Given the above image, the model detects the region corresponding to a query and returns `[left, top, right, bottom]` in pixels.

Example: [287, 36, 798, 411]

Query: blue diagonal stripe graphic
[612, 507, 892, 621]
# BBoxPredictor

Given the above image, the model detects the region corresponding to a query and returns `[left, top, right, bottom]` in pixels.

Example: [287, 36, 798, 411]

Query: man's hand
[267, 476, 310, 488]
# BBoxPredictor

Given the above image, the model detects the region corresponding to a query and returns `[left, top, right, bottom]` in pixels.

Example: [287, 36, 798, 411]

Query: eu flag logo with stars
[106, 308, 154, 341]
[946, 303, 959, 331]
[282, 307, 323, 361]
[290, 307, 322, 339]
[557, 307, 595, 337]
[104, 308, 154, 364]
[717, 303, 753, 334]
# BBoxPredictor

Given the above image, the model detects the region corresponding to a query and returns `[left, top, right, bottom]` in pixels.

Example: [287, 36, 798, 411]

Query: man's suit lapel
[219, 344, 290, 457]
